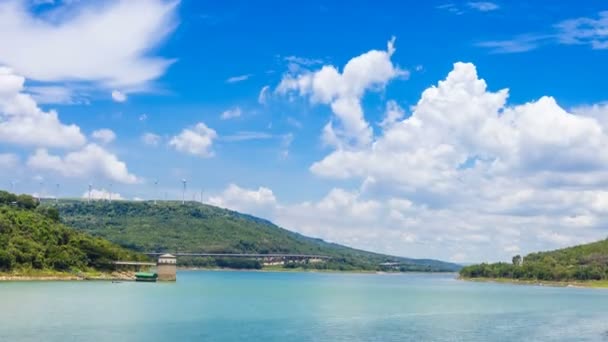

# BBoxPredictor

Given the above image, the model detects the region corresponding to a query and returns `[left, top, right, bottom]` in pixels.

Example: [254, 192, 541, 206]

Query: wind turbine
[181, 179, 187, 204]
[154, 180, 158, 205]
[109, 183, 113, 202]
[88, 183, 92, 203]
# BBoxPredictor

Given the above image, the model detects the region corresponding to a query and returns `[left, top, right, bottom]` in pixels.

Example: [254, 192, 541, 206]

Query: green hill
[48, 200, 461, 272]
[460, 239, 608, 282]
[0, 192, 145, 274]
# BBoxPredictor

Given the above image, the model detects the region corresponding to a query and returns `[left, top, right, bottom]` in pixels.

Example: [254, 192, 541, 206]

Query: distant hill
[0, 192, 145, 273]
[460, 239, 608, 281]
[48, 200, 461, 272]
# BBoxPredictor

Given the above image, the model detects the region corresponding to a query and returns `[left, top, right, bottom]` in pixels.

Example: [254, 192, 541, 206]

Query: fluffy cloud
[82, 188, 124, 201]
[27, 144, 139, 184]
[208, 184, 278, 219]
[91, 129, 116, 144]
[220, 107, 242, 120]
[111, 90, 127, 102]
[311, 62, 608, 191]
[0, 0, 178, 88]
[0, 67, 86, 148]
[169, 122, 217, 157]
[277, 38, 407, 148]
[259, 57, 608, 262]
[141, 132, 161, 146]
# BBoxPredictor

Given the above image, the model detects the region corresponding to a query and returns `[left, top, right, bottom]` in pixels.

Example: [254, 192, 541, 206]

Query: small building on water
[157, 253, 177, 281]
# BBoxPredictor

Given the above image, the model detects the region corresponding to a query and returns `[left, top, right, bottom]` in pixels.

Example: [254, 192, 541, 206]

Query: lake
[1, 271, 607, 341]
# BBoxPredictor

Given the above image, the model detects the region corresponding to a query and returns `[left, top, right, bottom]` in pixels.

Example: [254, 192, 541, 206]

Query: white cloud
[258, 85, 270, 104]
[139, 113, 148, 121]
[82, 188, 124, 201]
[284, 56, 323, 66]
[467, 2, 499, 11]
[222, 131, 273, 142]
[226, 74, 252, 83]
[169, 122, 217, 157]
[220, 107, 242, 120]
[266, 55, 608, 262]
[479, 11, 608, 53]
[27, 85, 75, 104]
[27, 144, 139, 184]
[277, 37, 407, 148]
[91, 129, 116, 144]
[557, 11, 608, 49]
[111, 90, 127, 102]
[0, 0, 179, 89]
[311, 62, 608, 191]
[0, 153, 19, 168]
[0, 67, 86, 148]
[208, 184, 278, 218]
[141, 132, 161, 146]
[280, 133, 293, 159]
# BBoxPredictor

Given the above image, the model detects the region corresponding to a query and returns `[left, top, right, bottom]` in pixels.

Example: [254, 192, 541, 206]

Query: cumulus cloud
[27, 144, 139, 184]
[0, 0, 178, 89]
[0, 67, 86, 148]
[220, 107, 242, 120]
[91, 129, 116, 144]
[82, 188, 124, 201]
[141, 132, 161, 146]
[169, 122, 217, 157]
[311, 62, 608, 190]
[111, 90, 127, 102]
[277, 38, 407, 148]
[262, 58, 608, 262]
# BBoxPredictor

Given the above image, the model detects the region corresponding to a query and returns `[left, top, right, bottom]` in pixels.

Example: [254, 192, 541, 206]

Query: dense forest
[460, 239, 608, 281]
[49, 200, 461, 272]
[0, 191, 146, 273]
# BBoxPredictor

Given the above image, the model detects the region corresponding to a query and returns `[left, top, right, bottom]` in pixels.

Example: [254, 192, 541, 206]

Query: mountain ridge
[47, 199, 461, 272]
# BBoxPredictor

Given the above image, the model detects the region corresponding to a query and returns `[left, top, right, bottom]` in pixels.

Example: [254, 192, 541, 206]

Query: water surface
[1, 271, 607, 341]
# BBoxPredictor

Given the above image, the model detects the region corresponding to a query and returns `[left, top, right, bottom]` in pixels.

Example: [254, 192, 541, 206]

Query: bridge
[114, 253, 331, 282]
[143, 252, 331, 260]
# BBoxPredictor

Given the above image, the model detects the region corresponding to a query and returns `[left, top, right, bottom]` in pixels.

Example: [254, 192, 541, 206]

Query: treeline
[460, 239, 608, 281]
[0, 191, 147, 273]
[51, 200, 461, 272]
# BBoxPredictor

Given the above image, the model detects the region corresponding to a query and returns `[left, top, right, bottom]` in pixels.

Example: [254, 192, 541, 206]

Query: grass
[460, 276, 608, 289]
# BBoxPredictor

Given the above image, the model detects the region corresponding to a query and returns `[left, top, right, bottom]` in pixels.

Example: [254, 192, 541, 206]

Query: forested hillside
[50, 200, 461, 272]
[0, 191, 145, 273]
[460, 239, 608, 281]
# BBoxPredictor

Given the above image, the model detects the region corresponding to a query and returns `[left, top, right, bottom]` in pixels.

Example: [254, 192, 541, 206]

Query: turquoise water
[1, 271, 608, 341]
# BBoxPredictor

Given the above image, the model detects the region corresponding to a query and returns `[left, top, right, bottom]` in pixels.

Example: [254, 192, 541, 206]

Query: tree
[512, 255, 522, 267]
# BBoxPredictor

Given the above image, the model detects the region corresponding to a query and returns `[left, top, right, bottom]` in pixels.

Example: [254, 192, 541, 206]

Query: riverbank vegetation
[49, 200, 461, 272]
[460, 239, 608, 283]
[0, 191, 147, 276]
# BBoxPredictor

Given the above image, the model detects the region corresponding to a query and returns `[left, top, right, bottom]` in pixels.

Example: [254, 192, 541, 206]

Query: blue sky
[1, 0, 608, 262]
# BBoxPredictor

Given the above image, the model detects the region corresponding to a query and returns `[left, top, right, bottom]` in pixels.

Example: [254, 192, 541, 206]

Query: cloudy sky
[2, 0, 608, 263]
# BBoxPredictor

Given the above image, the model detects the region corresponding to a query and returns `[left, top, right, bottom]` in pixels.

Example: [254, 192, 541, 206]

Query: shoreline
[460, 276, 608, 289]
[0, 270, 137, 282]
